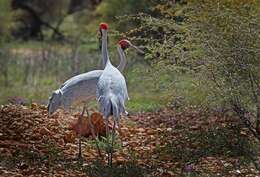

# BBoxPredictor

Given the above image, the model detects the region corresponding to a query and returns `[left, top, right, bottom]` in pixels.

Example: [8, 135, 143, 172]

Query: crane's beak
[129, 43, 145, 55]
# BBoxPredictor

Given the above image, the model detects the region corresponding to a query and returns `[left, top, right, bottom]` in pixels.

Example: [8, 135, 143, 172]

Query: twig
[231, 100, 260, 141]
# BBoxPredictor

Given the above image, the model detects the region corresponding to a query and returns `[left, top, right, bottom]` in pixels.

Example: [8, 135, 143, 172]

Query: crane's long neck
[117, 46, 126, 72]
[101, 29, 109, 67]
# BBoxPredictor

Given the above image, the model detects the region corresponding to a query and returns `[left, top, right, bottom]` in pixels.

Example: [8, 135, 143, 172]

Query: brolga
[96, 37, 143, 166]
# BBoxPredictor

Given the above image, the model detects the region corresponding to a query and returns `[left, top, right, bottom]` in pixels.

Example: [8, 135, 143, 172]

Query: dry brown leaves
[69, 112, 108, 138]
[0, 104, 90, 176]
[0, 104, 259, 177]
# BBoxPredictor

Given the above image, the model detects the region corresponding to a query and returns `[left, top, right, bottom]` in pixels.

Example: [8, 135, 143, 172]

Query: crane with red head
[47, 23, 143, 161]
[96, 36, 144, 167]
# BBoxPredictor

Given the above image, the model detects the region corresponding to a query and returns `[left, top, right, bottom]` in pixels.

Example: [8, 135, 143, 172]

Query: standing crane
[48, 23, 143, 160]
[47, 24, 143, 115]
[48, 23, 109, 115]
[96, 38, 143, 166]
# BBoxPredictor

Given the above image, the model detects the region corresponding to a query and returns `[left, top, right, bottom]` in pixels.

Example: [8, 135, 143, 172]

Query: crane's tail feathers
[47, 89, 62, 115]
[118, 97, 128, 116]
[99, 95, 126, 126]
[111, 97, 120, 126]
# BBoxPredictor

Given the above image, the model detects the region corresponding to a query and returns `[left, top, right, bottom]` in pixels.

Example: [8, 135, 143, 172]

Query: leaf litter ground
[0, 104, 259, 176]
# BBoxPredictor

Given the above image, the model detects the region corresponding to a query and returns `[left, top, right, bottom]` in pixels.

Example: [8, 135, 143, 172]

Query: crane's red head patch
[119, 39, 130, 50]
[99, 22, 108, 30]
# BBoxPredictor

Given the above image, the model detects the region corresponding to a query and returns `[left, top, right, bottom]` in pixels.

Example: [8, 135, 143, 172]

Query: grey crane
[96, 38, 144, 166]
[48, 23, 111, 115]
[47, 23, 143, 159]
[47, 23, 112, 159]
[48, 23, 108, 114]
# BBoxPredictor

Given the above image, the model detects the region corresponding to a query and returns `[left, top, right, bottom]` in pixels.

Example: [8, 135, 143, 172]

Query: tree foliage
[122, 0, 260, 139]
[189, 0, 260, 138]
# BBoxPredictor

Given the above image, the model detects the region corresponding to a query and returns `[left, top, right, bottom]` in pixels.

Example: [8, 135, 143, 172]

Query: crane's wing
[48, 70, 103, 113]
[118, 74, 129, 101]
[60, 70, 102, 89]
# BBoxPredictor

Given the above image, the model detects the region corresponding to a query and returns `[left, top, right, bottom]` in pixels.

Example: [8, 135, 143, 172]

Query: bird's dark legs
[105, 118, 109, 137]
[77, 106, 86, 160]
[105, 117, 110, 166]
[110, 120, 116, 167]
[87, 109, 103, 158]
[78, 137, 82, 159]
[104, 117, 117, 167]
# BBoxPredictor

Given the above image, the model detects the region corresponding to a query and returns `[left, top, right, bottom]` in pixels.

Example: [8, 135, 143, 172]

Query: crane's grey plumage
[96, 39, 139, 166]
[47, 23, 111, 160]
[47, 22, 143, 164]
[96, 39, 143, 125]
[97, 47, 129, 126]
[47, 70, 103, 114]
[47, 24, 128, 115]
[48, 23, 109, 115]
[47, 53, 127, 114]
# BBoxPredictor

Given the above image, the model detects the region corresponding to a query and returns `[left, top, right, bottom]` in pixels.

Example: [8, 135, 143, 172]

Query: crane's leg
[105, 117, 109, 137]
[105, 117, 110, 166]
[86, 109, 103, 158]
[110, 119, 116, 167]
[77, 106, 86, 160]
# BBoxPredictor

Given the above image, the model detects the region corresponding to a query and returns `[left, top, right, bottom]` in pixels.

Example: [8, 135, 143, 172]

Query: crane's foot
[76, 157, 83, 165]
[77, 142, 83, 162]
[108, 120, 116, 167]
[72, 151, 83, 163]
[107, 153, 110, 167]
[77, 153, 83, 161]
[105, 140, 112, 167]
[109, 152, 113, 167]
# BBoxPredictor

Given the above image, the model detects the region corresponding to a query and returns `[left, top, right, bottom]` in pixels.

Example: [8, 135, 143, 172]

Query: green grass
[170, 73, 210, 107]
[127, 93, 167, 113]
[0, 43, 172, 112]
[0, 41, 221, 113]
[84, 160, 147, 177]
[0, 75, 58, 105]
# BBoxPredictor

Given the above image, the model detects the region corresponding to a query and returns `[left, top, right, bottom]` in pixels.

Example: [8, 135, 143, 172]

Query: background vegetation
[1, 0, 259, 137]
[0, 0, 260, 175]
